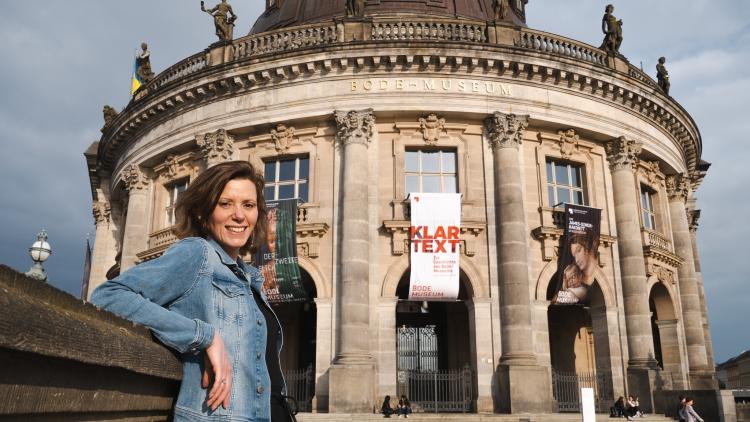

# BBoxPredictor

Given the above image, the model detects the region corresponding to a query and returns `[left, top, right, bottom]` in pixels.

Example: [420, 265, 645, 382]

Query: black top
[250, 286, 284, 395]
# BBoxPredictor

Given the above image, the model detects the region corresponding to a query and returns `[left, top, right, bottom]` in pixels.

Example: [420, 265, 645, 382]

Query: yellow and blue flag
[131, 55, 142, 95]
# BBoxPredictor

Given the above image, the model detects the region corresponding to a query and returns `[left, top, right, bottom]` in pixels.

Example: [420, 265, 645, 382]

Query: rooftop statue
[599, 4, 623, 56]
[136, 42, 155, 84]
[657, 57, 671, 95]
[346, 0, 365, 18]
[201, 0, 237, 42]
[102, 105, 119, 128]
[493, 0, 508, 21]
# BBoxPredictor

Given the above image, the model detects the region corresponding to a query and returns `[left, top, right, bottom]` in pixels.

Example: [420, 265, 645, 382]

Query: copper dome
[250, 0, 528, 34]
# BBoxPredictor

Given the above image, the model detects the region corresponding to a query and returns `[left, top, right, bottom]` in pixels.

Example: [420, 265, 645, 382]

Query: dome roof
[250, 0, 528, 35]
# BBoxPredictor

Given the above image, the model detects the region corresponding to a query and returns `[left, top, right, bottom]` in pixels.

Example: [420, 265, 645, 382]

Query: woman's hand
[202, 334, 232, 411]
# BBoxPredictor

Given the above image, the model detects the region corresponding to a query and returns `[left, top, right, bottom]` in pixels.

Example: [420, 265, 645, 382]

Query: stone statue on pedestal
[656, 56, 671, 95]
[493, 0, 508, 21]
[201, 0, 237, 42]
[102, 106, 118, 128]
[346, 0, 365, 18]
[599, 4, 623, 55]
[136, 42, 155, 83]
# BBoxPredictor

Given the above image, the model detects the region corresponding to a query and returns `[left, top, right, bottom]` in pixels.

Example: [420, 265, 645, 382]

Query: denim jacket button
[257, 319, 262, 326]
[256, 386, 264, 394]
[256, 352, 261, 359]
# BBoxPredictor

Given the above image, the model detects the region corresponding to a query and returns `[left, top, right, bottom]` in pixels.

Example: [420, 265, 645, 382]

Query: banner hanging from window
[408, 193, 461, 301]
[255, 199, 307, 303]
[552, 204, 601, 305]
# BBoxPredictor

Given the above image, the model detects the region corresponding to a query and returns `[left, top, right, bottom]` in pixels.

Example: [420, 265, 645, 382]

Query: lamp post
[26, 230, 51, 281]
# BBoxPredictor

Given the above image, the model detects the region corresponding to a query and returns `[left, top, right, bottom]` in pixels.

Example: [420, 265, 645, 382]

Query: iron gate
[551, 370, 612, 412]
[396, 325, 473, 412]
[283, 365, 314, 412]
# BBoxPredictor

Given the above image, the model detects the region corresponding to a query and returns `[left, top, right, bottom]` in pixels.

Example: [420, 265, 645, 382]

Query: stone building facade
[85, 0, 717, 414]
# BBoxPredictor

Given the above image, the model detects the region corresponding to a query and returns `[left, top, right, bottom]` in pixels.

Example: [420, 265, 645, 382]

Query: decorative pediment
[639, 160, 663, 186]
[271, 124, 296, 152]
[557, 129, 580, 159]
[418, 113, 446, 146]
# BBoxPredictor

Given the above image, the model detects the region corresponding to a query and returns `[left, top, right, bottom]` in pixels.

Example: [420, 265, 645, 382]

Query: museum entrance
[394, 271, 473, 413]
[270, 269, 316, 411]
[547, 280, 613, 412]
[649, 281, 685, 389]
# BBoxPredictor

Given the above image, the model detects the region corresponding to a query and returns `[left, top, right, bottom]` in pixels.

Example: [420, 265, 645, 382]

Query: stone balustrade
[151, 51, 208, 91]
[641, 228, 673, 252]
[371, 19, 487, 43]
[514, 28, 608, 66]
[629, 66, 660, 89]
[148, 226, 178, 250]
[234, 22, 338, 60]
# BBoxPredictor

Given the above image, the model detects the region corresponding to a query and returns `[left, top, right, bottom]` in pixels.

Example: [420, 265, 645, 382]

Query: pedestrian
[678, 397, 704, 422]
[676, 395, 686, 421]
[612, 396, 626, 418]
[397, 395, 412, 418]
[92, 161, 293, 421]
[381, 395, 394, 418]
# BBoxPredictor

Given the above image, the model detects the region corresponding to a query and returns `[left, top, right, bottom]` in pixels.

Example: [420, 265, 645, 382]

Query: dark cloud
[0, 1, 746, 364]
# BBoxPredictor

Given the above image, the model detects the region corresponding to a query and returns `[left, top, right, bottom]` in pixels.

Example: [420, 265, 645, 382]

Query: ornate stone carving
[93, 201, 111, 226]
[345, 0, 365, 17]
[162, 154, 182, 182]
[648, 263, 675, 285]
[102, 105, 118, 128]
[136, 43, 155, 84]
[557, 129, 580, 159]
[665, 173, 689, 201]
[201, 0, 237, 42]
[335, 109, 375, 147]
[599, 4, 623, 56]
[688, 209, 701, 233]
[493, 0, 508, 21]
[605, 136, 641, 171]
[122, 164, 149, 192]
[197, 129, 235, 167]
[656, 57, 670, 95]
[271, 124, 295, 152]
[641, 160, 661, 186]
[418, 114, 446, 146]
[484, 112, 529, 150]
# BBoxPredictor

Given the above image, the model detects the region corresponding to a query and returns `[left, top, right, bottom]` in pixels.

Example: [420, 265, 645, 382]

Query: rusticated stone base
[328, 363, 376, 413]
[496, 365, 554, 413]
[627, 367, 658, 413]
[689, 369, 718, 390]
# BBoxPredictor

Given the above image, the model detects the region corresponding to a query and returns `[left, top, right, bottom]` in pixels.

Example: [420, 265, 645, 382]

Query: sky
[0, 1, 747, 364]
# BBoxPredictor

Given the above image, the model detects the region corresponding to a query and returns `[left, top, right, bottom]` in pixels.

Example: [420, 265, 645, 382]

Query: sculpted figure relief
[656, 57, 671, 95]
[493, 0, 508, 21]
[136, 42, 155, 84]
[201, 0, 237, 42]
[346, 0, 365, 17]
[102, 105, 118, 128]
[599, 4, 623, 55]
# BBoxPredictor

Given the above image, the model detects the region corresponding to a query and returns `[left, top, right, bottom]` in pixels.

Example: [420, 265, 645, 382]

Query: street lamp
[26, 230, 51, 281]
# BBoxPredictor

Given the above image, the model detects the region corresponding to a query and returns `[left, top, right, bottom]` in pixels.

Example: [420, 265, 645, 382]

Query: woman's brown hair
[174, 160, 268, 255]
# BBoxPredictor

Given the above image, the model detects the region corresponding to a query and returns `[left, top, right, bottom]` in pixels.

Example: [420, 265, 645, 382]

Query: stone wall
[0, 265, 181, 421]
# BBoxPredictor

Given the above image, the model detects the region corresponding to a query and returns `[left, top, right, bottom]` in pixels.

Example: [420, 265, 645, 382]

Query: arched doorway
[271, 268, 317, 411]
[394, 270, 473, 412]
[547, 279, 613, 412]
[649, 282, 686, 389]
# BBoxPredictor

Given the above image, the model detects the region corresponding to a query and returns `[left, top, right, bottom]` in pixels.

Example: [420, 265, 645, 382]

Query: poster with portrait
[552, 204, 601, 305]
[408, 193, 461, 301]
[255, 199, 307, 303]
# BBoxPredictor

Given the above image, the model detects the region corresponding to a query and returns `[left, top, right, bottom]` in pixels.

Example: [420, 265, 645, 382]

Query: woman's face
[208, 178, 258, 260]
[267, 209, 278, 251]
[571, 243, 591, 272]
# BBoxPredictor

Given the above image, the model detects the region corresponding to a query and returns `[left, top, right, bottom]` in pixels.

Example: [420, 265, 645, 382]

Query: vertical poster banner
[552, 204, 601, 305]
[255, 199, 307, 303]
[408, 193, 461, 301]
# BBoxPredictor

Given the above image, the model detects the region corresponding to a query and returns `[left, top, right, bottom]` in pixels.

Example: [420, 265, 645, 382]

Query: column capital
[122, 164, 149, 192]
[688, 209, 701, 233]
[92, 200, 111, 226]
[484, 111, 529, 150]
[666, 173, 690, 201]
[605, 136, 642, 171]
[334, 109, 374, 147]
[197, 128, 235, 167]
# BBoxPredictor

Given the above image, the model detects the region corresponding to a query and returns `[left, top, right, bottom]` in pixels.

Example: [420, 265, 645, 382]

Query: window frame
[640, 184, 657, 230]
[545, 158, 587, 207]
[404, 148, 458, 196]
[263, 155, 310, 202]
[165, 178, 189, 227]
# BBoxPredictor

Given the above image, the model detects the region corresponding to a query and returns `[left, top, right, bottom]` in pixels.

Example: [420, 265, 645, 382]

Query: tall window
[405, 150, 457, 195]
[640, 185, 657, 230]
[166, 179, 188, 226]
[264, 156, 309, 202]
[546, 159, 585, 206]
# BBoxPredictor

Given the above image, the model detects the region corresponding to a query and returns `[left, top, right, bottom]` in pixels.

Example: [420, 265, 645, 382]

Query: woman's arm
[91, 238, 214, 354]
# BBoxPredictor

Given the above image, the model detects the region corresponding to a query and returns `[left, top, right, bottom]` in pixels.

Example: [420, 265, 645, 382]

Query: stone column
[655, 319, 688, 389]
[376, 297, 398, 400]
[313, 297, 332, 412]
[328, 110, 376, 412]
[120, 165, 150, 271]
[666, 175, 714, 388]
[197, 128, 235, 168]
[688, 210, 716, 369]
[87, 199, 119, 297]
[605, 137, 658, 411]
[484, 112, 553, 413]
[467, 298, 495, 412]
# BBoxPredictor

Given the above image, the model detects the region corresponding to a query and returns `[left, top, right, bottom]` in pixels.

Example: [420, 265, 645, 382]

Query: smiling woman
[91, 161, 295, 421]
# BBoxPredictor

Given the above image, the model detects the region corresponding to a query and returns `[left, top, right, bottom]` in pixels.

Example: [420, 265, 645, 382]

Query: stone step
[295, 413, 675, 422]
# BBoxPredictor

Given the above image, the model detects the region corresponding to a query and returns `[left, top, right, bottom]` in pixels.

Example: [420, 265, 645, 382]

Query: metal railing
[515, 28, 608, 66]
[396, 366, 473, 413]
[283, 365, 315, 413]
[551, 370, 612, 413]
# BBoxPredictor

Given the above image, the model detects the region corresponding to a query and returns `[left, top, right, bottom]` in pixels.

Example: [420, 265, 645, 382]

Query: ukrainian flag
[131, 56, 142, 95]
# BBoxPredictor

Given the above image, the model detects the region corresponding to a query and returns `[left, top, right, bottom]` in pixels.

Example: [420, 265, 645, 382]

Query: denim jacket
[91, 237, 284, 421]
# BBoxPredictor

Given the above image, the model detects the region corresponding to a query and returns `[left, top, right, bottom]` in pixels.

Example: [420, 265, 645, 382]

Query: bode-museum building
[85, 0, 717, 415]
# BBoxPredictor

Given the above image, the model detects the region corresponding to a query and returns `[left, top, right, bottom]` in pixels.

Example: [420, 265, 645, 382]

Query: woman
[554, 233, 597, 304]
[397, 395, 411, 418]
[679, 397, 704, 422]
[92, 161, 290, 421]
[381, 395, 394, 418]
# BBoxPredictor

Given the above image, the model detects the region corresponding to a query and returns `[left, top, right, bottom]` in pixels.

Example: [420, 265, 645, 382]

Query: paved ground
[296, 413, 674, 421]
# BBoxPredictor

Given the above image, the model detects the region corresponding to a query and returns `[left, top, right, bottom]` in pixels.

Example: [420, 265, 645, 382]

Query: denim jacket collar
[206, 237, 264, 291]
